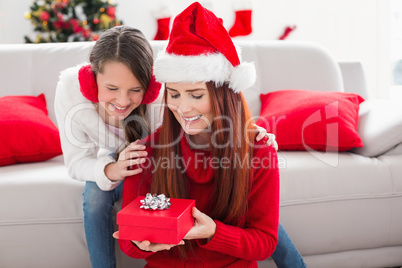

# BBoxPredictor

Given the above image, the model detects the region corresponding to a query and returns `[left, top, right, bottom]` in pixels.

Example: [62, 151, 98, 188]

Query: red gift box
[117, 196, 195, 244]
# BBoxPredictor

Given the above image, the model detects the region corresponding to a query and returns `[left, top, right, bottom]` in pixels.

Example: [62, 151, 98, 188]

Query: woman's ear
[78, 64, 99, 102]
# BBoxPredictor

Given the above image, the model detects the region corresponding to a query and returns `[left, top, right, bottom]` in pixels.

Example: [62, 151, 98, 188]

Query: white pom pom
[229, 62, 256, 93]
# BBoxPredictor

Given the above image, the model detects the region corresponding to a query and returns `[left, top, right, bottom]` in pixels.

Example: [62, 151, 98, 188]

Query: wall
[0, 0, 392, 99]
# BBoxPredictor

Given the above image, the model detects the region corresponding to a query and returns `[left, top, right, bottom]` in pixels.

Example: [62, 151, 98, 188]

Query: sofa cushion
[0, 94, 62, 166]
[351, 99, 402, 157]
[0, 155, 84, 224]
[256, 89, 364, 151]
[277, 151, 401, 255]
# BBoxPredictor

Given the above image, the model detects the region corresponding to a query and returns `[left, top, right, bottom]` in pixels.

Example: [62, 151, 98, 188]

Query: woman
[55, 24, 276, 268]
[115, 3, 291, 267]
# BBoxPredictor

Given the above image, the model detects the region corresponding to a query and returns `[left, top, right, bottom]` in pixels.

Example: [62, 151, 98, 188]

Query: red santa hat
[154, 2, 256, 93]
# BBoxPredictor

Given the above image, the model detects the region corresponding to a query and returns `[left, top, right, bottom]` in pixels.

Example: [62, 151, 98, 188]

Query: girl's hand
[104, 140, 148, 181]
[254, 124, 278, 151]
[184, 207, 216, 241]
[112, 231, 184, 252]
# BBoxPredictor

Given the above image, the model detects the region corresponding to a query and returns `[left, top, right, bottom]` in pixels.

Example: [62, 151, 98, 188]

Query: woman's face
[166, 82, 214, 140]
[97, 61, 144, 122]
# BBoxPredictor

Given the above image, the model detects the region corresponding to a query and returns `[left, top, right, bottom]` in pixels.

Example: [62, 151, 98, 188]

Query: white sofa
[1, 40, 402, 268]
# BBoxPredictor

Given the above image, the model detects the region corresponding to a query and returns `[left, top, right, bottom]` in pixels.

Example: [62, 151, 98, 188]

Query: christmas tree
[24, 0, 123, 43]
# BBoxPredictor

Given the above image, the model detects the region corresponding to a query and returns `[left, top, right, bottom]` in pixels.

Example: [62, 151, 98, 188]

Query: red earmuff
[78, 64, 99, 103]
[141, 72, 162, 104]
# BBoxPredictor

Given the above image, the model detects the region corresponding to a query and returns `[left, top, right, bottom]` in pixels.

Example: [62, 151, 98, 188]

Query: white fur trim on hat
[154, 50, 256, 92]
[229, 62, 256, 93]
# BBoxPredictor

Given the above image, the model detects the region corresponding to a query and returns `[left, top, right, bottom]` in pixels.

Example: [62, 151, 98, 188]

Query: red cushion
[256, 90, 364, 152]
[0, 94, 62, 166]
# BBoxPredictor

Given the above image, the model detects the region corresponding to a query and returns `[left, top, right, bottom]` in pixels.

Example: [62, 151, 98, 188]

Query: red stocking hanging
[154, 17, 171, 40]
[229, 0, 253, 37]
[229, 9, 253, 37]
[278, 25, 297, 40]
[153, 6, 171, 40]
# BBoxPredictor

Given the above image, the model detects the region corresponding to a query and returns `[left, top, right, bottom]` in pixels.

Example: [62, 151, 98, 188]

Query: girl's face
[97, 61, 144, 123]
[166, 82, 214, 142]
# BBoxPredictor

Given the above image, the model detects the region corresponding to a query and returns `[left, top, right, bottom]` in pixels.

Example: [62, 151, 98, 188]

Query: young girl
[54, 26, 161, 268]
[55, 25, 276, 268]
[115, 3, 304, 267]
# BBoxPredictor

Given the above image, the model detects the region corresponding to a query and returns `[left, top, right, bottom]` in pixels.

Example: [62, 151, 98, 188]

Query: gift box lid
[117, 196, 195, 230]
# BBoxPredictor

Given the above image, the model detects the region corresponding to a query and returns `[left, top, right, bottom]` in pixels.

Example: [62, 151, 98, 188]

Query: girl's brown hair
[152, 81, 256, 226]
[90, 26, 153, 142]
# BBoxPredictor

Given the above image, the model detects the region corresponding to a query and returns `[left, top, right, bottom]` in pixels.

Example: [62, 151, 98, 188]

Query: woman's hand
[184, 207, 216, 241]
[112, 231, 184, 252]
[254, 124, 278, 151]
[131, 240, 184, 252]
[104, 140, 148, 181]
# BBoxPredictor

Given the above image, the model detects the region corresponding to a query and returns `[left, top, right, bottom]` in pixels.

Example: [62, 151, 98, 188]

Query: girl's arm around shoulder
[252, 140, 280, 178]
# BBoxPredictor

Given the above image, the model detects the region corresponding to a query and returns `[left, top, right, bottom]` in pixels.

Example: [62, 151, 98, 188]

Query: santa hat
[154, 2, 256, 93]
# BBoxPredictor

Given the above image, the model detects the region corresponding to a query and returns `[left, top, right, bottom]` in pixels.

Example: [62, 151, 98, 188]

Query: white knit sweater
[54, 64, 165, 191]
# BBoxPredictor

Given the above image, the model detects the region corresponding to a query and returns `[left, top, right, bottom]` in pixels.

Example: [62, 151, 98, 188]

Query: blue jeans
[271, 222, 306, 268]
[83, 181, 123, 268]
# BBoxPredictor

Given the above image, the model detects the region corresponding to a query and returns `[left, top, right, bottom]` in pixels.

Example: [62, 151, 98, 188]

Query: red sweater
[119, 130, 280, 268]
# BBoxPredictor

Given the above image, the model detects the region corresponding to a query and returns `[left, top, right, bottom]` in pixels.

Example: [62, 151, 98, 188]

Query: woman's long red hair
[152, 82, 256, 225]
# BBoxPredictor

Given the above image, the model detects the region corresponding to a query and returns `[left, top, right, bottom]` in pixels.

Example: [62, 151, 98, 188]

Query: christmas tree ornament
[24, 0, 123, 43]
[229, 0, 253, 37]
[152, 5, 171, 40]
[278, 25, 296, 40]
[40, 11, 50, 21]
[24, 11, 32, 19]
[106, 6, 115, 19]
[100, 13, 112, 28]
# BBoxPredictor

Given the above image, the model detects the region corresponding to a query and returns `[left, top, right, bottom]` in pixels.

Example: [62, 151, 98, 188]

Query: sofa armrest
[338, 61, 369, 100]
[351, 99, 402, 157]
